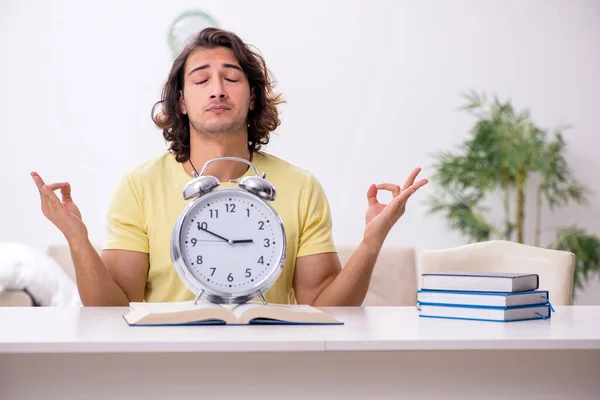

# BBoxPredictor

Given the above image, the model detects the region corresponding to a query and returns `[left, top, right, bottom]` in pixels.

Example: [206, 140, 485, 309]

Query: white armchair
[418, 240, 575, 305]
[336, 244, 417, 306]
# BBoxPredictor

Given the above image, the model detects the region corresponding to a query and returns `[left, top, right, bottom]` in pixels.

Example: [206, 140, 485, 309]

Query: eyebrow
[188, 63, 243, 76]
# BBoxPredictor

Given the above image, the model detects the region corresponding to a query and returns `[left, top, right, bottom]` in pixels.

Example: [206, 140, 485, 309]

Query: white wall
[1, 0, 599, 303]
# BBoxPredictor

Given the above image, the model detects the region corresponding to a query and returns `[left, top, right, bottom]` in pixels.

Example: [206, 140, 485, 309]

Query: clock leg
[193, 289, 204, 305]
[256, 290, 268, 305]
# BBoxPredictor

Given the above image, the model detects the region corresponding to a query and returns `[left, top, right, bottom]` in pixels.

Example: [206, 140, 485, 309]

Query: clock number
[225, 203, 236, 213]
[197, 255, 203, 264]
[258, 221, 265, 230]
[227, 273, 234, 282]
[264, 238, 270, 248]
[209, 209, 219, 219]
[197, 222, 208, 231]
[258, 256, 264, 264]
[210, 267, 216, 276]
[246, 208, 250, 217]
[191, 238, 197, 247]
[245, 268, 252, 277]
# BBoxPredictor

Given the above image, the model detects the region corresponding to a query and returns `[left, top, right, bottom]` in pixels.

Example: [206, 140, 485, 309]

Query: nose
[209, 80, 227, 100]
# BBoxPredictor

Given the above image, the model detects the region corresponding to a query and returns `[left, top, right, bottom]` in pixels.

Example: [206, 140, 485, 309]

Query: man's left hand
[363, 167, 428, 247]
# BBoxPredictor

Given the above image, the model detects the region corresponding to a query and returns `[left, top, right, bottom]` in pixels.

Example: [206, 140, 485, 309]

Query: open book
[123, 301, 343, 326]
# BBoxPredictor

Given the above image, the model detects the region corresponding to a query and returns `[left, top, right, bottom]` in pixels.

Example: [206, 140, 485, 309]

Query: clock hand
[199, 227, 233, 244]
[231, 239, 254, 244]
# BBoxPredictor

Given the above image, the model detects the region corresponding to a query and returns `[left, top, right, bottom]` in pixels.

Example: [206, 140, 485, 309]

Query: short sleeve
[103, 172, 149, 253]
[297, 173, 336, 257]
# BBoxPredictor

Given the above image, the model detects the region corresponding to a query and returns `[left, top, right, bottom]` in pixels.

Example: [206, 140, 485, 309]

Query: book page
[125, 301, 237, 325]
[231, 303, 323, 318]
[232, 303, 340, 324]
[130, 301, 224, 313]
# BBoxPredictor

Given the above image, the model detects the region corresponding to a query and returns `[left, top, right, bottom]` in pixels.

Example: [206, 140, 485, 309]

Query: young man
[31, 28, 427, 307]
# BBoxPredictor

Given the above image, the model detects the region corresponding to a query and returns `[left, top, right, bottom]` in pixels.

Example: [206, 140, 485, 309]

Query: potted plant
[428, 90, 600, 293]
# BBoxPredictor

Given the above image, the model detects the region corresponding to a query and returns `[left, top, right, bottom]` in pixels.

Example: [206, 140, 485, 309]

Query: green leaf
[427, 191, 496, 242]
[548, 227, 600, 292]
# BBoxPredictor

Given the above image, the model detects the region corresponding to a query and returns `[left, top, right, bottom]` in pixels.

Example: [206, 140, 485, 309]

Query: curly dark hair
[152, 28, 284, 162]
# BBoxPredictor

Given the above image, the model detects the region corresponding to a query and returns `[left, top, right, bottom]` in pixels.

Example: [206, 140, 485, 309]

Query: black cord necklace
[189, 159, 200, 178]
[188, 151, 253, 178]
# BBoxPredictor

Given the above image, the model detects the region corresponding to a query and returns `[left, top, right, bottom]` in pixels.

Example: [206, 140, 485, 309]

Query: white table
[1, 306, 599, 399]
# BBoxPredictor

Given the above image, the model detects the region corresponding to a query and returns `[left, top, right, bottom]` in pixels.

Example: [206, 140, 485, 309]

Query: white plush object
[0, 242, 82, 307]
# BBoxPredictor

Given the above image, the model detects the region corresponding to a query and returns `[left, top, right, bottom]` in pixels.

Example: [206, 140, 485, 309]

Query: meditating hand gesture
[363, 167, 428, 247]
[31, 172, 87, 243]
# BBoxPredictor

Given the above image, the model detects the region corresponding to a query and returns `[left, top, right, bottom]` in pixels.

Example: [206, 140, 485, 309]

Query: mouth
[207, 105, 231, 112]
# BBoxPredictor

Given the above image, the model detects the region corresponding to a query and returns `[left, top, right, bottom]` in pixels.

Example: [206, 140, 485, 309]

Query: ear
[178, 90, 187, 115]
[249, 87, 256, 111]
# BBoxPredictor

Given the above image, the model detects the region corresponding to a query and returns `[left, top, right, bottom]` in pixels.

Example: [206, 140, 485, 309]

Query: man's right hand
[30, 171, 148, 306]
[31, 171, 88, 243]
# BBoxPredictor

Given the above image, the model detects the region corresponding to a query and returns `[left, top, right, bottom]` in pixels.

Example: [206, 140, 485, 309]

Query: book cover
[417, 289, 549, 307]
[418, 302, 551, 322]
[421, 272, 539, 293]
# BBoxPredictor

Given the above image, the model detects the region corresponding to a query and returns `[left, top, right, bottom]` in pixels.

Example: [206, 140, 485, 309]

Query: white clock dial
[177, 188, 285, 297]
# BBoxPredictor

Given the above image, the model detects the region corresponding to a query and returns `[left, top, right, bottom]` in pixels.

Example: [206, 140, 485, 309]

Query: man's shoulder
[125, 152, 176, 182]
[255, 152, 313, 181]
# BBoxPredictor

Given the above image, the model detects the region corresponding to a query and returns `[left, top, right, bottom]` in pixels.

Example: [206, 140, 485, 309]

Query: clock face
[175, 188, 285, 298]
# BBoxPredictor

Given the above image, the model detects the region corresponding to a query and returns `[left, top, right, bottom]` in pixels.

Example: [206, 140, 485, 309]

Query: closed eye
[195, 79, 237, 85]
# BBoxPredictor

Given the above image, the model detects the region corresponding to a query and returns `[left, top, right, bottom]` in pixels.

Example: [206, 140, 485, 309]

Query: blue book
[421, 272, 539, 292]
[417, 289, 549, 308]
[418, 302, 551, 322]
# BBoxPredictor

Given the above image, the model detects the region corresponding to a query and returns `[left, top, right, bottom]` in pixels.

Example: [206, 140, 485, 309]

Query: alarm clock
[171, 157, 286, 305]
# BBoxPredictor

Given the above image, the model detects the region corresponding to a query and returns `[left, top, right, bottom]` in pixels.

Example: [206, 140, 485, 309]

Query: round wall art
[168, 10, 220, 57]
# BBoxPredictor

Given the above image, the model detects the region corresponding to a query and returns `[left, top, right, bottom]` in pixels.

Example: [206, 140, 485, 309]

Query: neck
[185, 130, 252, 182]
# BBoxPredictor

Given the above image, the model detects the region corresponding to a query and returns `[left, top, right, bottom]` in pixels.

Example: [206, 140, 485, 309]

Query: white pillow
[0, 242, 82, 307]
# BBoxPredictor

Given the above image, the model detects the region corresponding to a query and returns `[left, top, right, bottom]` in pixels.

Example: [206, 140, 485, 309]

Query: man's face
[179, 47, 255, 136]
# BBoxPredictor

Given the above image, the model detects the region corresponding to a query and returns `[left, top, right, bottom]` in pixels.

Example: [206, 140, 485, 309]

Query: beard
[190, 115, 247, 137]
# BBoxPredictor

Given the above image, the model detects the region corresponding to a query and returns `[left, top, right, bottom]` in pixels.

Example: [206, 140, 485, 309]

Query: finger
[366, 184, 379, 205]
[376, 183, 401, 198]
[403, 167, 422, 190]
[30, 172, 53, 196]
[47, 182, 68, 191]
[30, 172, 64, 210]
[30, 172, 45, 190]
[46, 182, 73, 203]
[388, 178, 429, 214]
[60, 183, 73, 202]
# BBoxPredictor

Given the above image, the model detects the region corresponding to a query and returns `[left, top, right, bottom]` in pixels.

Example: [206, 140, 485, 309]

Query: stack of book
[417, 272, 553, 322]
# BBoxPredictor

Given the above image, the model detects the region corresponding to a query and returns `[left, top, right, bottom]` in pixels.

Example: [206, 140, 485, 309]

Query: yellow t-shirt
[103, 151, 336, 304]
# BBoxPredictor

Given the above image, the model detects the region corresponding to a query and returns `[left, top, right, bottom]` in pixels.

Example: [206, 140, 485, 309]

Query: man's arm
[68, 237, 148, 306]
[294, 168, 427, 306]
[31, 171, 149, 306]
[294, 240, 379, 306]
[101, 249, 148, 304]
